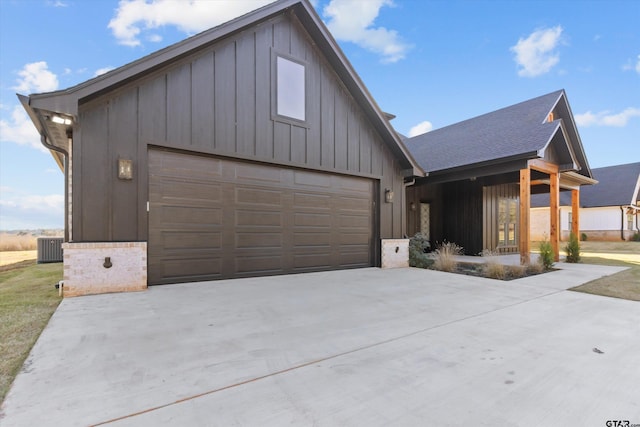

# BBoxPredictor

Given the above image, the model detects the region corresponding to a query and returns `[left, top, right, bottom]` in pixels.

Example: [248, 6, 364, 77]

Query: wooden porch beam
[572, 189, 580, 238]
[550, 171, 560, 261]
[529, 158, 559, 175]
[519, 168, 531, 265]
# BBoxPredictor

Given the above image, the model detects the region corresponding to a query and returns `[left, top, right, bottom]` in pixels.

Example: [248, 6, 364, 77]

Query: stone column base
[61, 242, 147, 297]
[381, 239, 409, 269]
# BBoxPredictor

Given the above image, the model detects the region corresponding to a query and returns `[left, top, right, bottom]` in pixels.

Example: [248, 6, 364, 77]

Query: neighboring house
[404, 90, 596, 263]
[20, 0, 422, 295]
[531, 162, 640, 241]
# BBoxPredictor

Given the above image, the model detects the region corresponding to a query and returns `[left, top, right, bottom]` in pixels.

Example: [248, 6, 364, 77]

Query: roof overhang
[18, 94, 71, 172]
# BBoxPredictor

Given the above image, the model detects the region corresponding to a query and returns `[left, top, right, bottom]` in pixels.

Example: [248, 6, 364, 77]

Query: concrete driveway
[2, 264, 639, 426]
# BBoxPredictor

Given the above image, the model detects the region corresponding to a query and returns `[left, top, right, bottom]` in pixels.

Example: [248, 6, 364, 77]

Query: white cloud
[94, 67, 115, 77]
[108, 0, 275, 47]
[12, 61, 59, 93]
[622, 54, 640, 74]
[47, 0, 69, 7]
[0, 105, 46, 152]
[0, 193, 64, 230]
[408, 120, 433, 137]
[575, 107, 640, 127]
[510, 26, 563, 77]
[323, 0, 409, 63]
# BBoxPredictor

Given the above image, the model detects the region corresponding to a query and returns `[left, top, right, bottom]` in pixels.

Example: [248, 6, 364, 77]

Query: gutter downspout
[40, 134, 70, 243]
[403, 178, 417, 238]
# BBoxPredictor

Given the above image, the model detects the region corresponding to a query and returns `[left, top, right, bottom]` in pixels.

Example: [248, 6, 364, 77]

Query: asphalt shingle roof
[405, 90, 565, 173]
[531, 162, 640, 208]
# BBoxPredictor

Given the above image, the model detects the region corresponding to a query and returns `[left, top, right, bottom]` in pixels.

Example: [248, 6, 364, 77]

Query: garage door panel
[160, 206, 222, 225]
[294, 212, 331, 227]
[339, 233, 370, 245]
[235, 256, 284, 274]
[236, 210, 283, 227]
[235, 187, 283, 206]
[337, 251, 370, 267]
[293, 232, 332, 246]
[293, 253, 332, 269]
[293, 192, 331, 209]
[162, 258, 223, 280]
[338, 196, 370, 211]
[339, 214, 370, 229]
[148, 149, 374, 284]
[160, 231, 221, 250]
[336, 176, 371, 192]
[234, 162, 283, 183]
[158, 179, 222, 202]
[235, 232, 283, 249]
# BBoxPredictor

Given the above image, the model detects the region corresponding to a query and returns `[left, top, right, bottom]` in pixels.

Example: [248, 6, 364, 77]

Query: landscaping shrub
[580, 232, 588, 241]
[433, 242, 463, 272]
[526, 261, 544, 275]
[538, 239, 555, 270]
[631, 232, 640, 242]
[408, 232, 433, 269]
[480, 249, 506, 280]
[565, 232, 581, 263]
[507, 264, 527, 279]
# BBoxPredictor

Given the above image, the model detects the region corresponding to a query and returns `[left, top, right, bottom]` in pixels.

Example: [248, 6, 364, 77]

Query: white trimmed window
[276, 56, 305, 121]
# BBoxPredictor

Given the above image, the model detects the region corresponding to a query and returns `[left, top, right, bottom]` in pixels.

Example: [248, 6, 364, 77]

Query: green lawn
[0, 261, 62, 403]
[569, 241, 640, 301]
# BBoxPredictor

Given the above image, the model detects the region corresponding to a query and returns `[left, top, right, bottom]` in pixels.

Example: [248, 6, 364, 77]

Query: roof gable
[405, 90, 592, 179]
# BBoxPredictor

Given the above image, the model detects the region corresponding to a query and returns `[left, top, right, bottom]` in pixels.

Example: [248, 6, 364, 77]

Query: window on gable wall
[276, 56, 305, 121]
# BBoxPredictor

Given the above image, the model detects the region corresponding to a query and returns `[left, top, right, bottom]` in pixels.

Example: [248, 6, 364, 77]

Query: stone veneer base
[381, 239, 409, 269]
[61, 242, 147, 297]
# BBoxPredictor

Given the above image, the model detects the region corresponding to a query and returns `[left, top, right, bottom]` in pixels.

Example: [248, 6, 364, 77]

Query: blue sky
[1, 0, 638, 230]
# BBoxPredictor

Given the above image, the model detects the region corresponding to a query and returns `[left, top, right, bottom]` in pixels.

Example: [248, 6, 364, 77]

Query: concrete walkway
[1, 263, 638, 426]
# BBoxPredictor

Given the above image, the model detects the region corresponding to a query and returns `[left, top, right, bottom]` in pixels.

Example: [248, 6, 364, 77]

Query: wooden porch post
[550, 171, 560, 261]
[519, 167, 531, 265]
[571, 189, 580, 239]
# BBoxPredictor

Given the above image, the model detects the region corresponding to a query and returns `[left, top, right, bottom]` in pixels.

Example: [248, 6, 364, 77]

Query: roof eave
[18, 94, 66, 171]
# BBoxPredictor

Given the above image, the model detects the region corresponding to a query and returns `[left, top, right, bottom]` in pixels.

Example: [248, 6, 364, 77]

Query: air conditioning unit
[37, 237, 63, 263]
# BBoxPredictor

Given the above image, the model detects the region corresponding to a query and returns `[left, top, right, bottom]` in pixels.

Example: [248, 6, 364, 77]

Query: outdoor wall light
[410, 202, 416, 211]
[385, 188, 394, 203]
[51, 115, 72, 125]
[118, 158, 133, 180]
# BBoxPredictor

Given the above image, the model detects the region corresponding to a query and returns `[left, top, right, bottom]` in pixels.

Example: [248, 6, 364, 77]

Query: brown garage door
[148, 149, 375, 284]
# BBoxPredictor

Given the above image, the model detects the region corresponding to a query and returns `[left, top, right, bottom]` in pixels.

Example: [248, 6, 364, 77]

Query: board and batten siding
[72, 11, 405, 244]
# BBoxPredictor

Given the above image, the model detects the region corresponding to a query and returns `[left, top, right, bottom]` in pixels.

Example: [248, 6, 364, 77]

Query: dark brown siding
[148, 149, 374, 284]
[406, 183, 443, 245]
[407, 180, 482, 255]
[73, 11, 405, 243]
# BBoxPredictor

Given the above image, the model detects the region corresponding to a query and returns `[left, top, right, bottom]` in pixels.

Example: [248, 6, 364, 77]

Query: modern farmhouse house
[531, 162, 640, 241]
[20, 0, 597, 296]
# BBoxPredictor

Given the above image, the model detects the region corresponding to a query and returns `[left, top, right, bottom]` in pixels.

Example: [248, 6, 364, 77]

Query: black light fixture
[385, 188, 394, 203]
